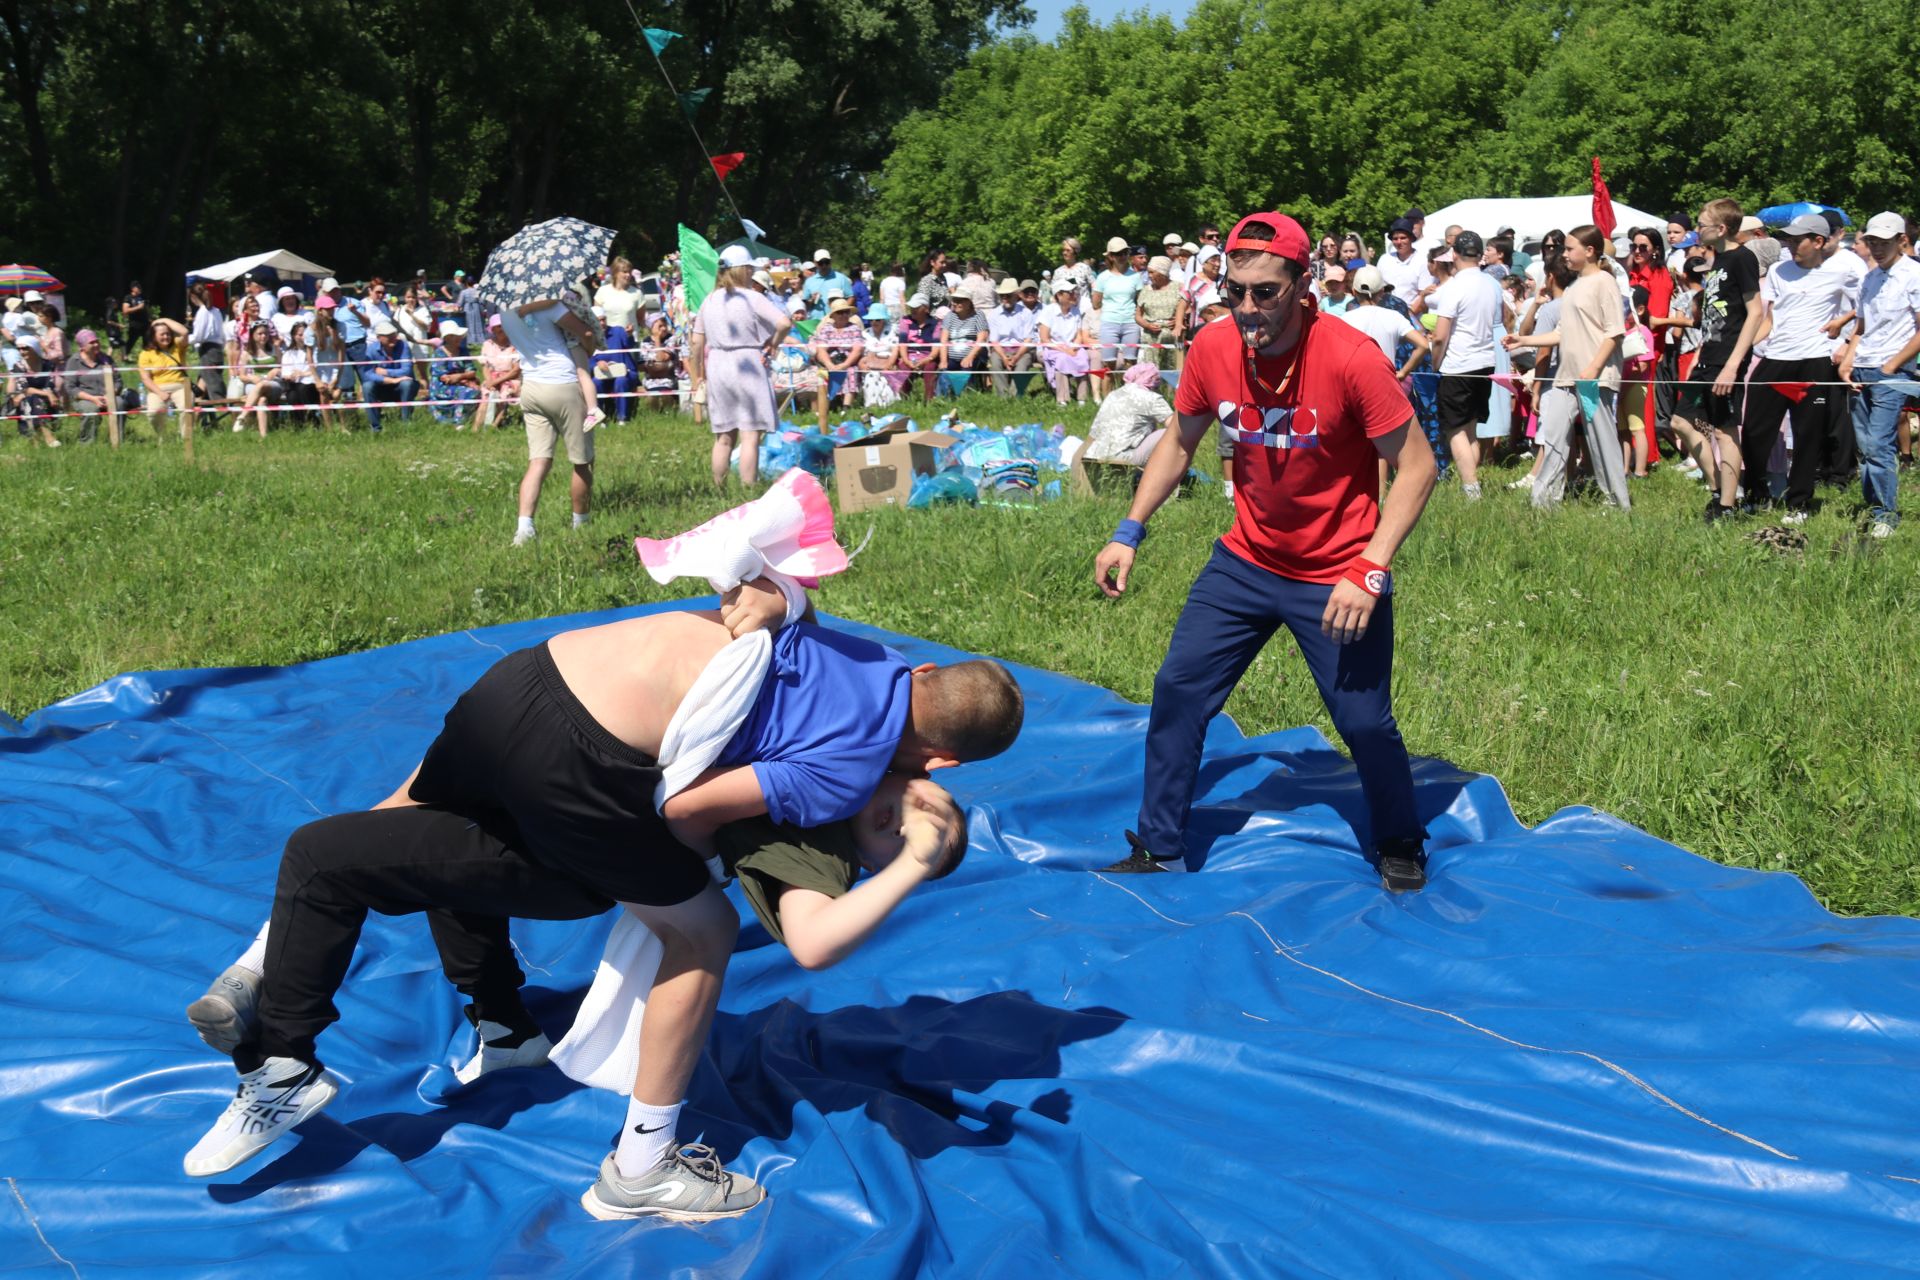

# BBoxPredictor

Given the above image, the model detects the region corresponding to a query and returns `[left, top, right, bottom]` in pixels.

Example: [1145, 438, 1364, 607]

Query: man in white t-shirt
[1375, 219, 1434, 316]
[1338, 268, 1430, 383]
[1838, 211, 1920, 537]
[499, 294, 599, 546]
[1810, 214, 1870, 481]
[1427, 230, 1506, 496]
[1744, 214, 1850, 520]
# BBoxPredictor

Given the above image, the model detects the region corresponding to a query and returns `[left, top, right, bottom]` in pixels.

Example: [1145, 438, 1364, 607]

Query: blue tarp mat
[4, 604, 1919, 1278]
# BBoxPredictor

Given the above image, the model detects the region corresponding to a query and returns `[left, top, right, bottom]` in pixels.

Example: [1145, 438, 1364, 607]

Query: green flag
[677, 88, 711, 119]
[643, 27, 680, 55]
[678, 223, 719, 313]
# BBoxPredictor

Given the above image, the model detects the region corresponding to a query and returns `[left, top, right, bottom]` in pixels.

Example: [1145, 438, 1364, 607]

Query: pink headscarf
[1123, 361, 1161, 391]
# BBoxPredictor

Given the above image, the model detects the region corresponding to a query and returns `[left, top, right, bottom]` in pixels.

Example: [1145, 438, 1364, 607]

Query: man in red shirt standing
[1093, 213, 1440, 891]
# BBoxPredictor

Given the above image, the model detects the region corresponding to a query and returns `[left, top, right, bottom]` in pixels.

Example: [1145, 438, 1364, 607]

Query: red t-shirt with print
[1174, 306, 1415, 583]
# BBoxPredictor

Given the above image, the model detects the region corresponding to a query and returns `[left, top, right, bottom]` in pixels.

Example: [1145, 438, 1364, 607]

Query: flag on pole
[644, 27, 680, 55]
[741, 217, 766, 241]
[710, 152, 746, 182]
[1591, 157, 1616, 240]
[677, 88, 711, 119]
[678, 224, 720, 313]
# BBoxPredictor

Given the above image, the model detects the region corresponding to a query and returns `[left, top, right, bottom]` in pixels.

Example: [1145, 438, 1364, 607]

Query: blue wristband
[1111, 518, 1146, 549]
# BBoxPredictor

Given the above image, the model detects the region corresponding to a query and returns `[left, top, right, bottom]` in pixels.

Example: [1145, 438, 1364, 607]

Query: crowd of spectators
[5, 206, 1915, 537]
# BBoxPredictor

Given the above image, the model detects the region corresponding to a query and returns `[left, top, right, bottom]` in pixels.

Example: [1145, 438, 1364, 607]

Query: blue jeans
[594, 325, 638, 421]
[1098, 319, 1141, 367]
[1137, 542, 1423, 865]
[365, 377, 418, 433]
[339, 340, 369, 406]
[1853, 368, 1908, 526]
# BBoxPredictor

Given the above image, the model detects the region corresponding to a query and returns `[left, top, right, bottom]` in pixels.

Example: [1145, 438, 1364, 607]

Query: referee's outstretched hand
[1321, 578, 1377, 645]
[1095, 542, 1135, 598]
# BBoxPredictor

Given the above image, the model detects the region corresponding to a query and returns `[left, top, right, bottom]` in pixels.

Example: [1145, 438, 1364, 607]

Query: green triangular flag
[677, 88, 711, 119]
[644, 27, 680, 55]
[678, 223, 719, 313]
[792, 317, 819, 341]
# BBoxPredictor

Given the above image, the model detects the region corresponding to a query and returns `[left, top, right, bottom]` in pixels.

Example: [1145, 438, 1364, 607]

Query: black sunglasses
[1221, 279, 1288, 307]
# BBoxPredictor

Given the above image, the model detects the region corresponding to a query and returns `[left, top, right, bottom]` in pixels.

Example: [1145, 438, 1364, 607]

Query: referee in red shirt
[1094, 212, 1440, 891]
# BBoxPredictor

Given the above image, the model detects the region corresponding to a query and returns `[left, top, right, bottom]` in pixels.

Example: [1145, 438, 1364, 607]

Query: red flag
[1591, 157, 1616, 239]
[710, 152, 746, 182]
[1771, 381, 1813, 403]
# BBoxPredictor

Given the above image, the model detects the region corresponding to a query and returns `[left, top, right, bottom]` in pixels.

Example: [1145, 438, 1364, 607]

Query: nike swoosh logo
[632, 1123, 668, 1135]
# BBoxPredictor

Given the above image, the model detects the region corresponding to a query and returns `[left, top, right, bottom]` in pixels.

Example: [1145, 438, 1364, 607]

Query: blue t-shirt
[801, 271, 853, 317]
[1095, 269, 1141, 326]
[718, 624, 912, 828]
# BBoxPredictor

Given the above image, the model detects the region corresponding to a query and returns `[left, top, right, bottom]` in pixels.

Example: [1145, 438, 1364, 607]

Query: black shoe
[1096, 830, 1180, 874]
[1373, 838, 1428, 894]
[1703, 500, 1735, 524]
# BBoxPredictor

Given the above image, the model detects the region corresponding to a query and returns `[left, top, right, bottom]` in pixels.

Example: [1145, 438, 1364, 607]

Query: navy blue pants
[1138, 542, 1423, 862]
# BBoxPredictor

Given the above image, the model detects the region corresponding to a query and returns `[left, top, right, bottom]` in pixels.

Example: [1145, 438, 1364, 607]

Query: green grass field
[4, 393, 1916, 917]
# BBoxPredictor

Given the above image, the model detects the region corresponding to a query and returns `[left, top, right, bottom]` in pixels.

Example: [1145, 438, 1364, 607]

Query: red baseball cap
[1224, 212, 1310, 266]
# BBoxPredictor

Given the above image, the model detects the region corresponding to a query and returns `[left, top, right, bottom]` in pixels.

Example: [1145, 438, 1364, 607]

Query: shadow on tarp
[4, 602, 1920, 1278]
[209, 988, 1121, 1205]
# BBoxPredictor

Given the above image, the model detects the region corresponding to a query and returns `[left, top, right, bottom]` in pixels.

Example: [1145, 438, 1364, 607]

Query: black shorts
[1675, 364, 1737, 429]
[1437, 370, 1494, 432]
[410, 643, 708, 906]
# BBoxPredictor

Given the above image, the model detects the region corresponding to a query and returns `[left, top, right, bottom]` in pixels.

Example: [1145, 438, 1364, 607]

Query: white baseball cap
[1738, 216, 1763, 234]
[1162, 232, 1182, 246]
[1105, 235, 1129, 254]
[751, 270, 774, 289]
[813, 248, 833, 262]
[276, 285, 297, 298]
[1864, 211, 1906, 239]
[439, 320, 467, 335]
[787, 296, 808, 314]
[718, 245, 753, 268]
[21, 290, 41, 302]
[372, 320, 399, 336]
[319, 277, 339, 291]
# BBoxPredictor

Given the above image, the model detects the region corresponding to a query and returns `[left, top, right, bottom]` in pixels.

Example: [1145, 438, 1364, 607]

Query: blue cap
[864, 304, 891, 322]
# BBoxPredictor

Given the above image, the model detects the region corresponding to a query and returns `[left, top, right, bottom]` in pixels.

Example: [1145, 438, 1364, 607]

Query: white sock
[516, 515, 535, 535]
[571, 511, 589, 529]
[614, 1098, 683, 1178]
[233, 919, 271, 978]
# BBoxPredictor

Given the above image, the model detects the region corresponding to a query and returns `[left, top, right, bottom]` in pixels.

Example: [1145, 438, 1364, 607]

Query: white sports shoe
[1869, 520, 1895, 539]
[1506, 473, 1534, 490]
[511, 525, 537, 547]
[183, 1056, 339, 1177]
[1782, 510, 1810, 526]
[453, 1020, 553, 1086]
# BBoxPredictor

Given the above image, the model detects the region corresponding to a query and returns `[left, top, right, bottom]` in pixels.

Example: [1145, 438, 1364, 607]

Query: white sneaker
[232, 420, 245, 432]
[511, 525, 536, 547]
[1462, 482, 1483, 501]
[45, 437, 61, 448]
[183, 1056, 339, 1177]
[453, 1021, 553, 1086]
[1506, 473, 1534, 490]
[1782, 510, 1810, 526]
[1869, 520, 1895, 539]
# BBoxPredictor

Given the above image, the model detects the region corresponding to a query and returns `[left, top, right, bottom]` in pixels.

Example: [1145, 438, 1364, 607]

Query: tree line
[854, 0, 1920, 268]
[0, 0, 1024, 312]
[4, 0, 1915, 317]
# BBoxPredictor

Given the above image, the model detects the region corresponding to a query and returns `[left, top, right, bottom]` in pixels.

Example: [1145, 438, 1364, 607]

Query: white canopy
[184, 249, 334, 284]
[1415, 197, 1669, 247]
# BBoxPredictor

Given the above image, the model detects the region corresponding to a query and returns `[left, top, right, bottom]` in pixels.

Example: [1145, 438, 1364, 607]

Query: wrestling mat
[4, 604, 1917, 1278]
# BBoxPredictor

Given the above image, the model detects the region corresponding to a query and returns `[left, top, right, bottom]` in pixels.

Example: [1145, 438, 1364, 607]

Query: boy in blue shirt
[180, 589, 1023, 1223]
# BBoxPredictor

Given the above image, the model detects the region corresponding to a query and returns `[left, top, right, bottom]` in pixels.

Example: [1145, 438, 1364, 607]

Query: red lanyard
[1244, 309, 1314, 402]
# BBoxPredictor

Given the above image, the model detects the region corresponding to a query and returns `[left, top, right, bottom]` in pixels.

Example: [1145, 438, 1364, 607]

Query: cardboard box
[833, 426, 960, 511]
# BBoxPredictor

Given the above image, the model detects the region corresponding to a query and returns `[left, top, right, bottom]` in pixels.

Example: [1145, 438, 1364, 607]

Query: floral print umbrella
[476, 216, 614, 325]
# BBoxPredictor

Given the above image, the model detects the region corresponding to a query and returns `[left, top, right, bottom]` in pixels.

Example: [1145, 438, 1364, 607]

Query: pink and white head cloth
[634, 470, 847, 616]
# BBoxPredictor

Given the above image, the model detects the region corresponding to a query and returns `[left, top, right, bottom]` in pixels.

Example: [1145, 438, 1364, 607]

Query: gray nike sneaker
[187, 964, 262, 1054]
[579, 1145, 767, 1222]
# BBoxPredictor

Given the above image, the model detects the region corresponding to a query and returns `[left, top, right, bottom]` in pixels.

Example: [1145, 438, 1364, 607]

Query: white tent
[1415, 197, 1668, 247]
[184, 249, 334, 284]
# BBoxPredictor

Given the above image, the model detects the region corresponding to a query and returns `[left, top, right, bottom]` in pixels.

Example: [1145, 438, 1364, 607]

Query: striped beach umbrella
[0, 264, 63, 293]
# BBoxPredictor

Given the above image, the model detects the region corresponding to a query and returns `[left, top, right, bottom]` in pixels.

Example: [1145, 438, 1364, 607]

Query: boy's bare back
[546, 611, 734, 759]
